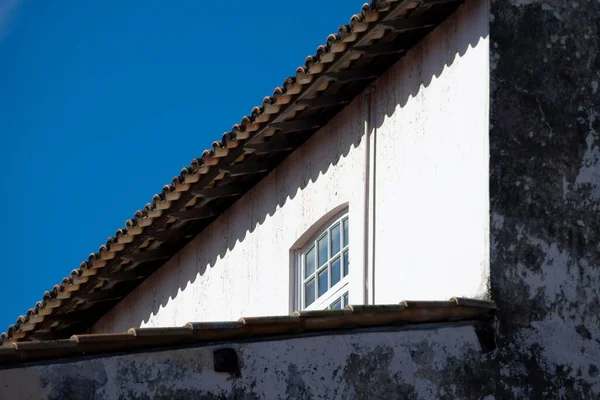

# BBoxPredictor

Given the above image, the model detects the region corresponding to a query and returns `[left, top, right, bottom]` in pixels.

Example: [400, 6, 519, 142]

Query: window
[327, 291, 349, 310]
[297, 213, 349, 310]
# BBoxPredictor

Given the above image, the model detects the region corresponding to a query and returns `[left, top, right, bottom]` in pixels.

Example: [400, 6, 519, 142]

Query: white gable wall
[92, 0, 489, 333]
[93, 90, 369, 333]
[372, 0, 489, 303]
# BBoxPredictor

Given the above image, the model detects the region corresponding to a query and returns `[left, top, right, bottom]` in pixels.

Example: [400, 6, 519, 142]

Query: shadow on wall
[93, 0, 489, 332]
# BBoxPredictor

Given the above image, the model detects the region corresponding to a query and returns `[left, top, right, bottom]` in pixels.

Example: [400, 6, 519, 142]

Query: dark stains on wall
[285, 363, 313, 400]
[340, 341, 493, 400]
[343, 345, 419, 400]
[40, 361, 108, 400]
[488, 0, 600, 398]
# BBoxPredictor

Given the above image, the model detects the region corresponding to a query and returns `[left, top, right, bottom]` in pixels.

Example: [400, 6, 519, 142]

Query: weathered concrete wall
[91, 0, 490, 334]
[0, 324, 487, 399]
[449, 0, 600, 398]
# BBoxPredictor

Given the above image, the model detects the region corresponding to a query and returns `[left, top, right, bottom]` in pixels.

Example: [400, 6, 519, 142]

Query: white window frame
[294, 211, 350, 311]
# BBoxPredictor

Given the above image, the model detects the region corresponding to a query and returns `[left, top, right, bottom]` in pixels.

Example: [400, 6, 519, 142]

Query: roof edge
[0, 298, 495, 366]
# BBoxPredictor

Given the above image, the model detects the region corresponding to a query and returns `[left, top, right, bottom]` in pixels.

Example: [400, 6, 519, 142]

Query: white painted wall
[371, 0, 490, 303]
[93, 94, 369, 332]
[92, 0, 489, 333]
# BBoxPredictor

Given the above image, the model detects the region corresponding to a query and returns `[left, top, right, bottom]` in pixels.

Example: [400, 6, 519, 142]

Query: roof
[2, 0, 467, 344]
[0, 298, 495, 366]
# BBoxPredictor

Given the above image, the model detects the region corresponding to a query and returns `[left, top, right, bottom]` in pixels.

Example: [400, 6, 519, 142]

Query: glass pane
[343, 218, 349, 247]
[304, 246, 315, 277]
[318, 268, 328, 297]
[331, 256, 341, 287]
[343, 292, 349, 307]
[331, 223, 341, 256]
[343, 249, 349, 277]
[330, 298, 342, 310]
[304, 279, 315, 308]
[318, 234, 328, 266]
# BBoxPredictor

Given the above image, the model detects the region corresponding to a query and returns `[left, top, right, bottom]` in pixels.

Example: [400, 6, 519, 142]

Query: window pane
[330, 223, 341, 256]
[331, 256, 341, 287]
[304, 278, 315, 308]
[318, 268, 328, 297]
[318, 234, 328, 266]
[304, 246, 315, 277]
[343, 249, 349, 277]
[343, 292, 348, 307]
[330, 298, 342, 310]
[343, 218, 349, 247]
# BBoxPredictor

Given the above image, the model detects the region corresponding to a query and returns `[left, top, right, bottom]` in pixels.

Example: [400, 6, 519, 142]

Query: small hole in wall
[214, 347, 240, 377]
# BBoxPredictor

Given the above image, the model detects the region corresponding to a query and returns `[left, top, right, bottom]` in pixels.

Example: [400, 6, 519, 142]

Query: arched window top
[294, 210, 350, 311]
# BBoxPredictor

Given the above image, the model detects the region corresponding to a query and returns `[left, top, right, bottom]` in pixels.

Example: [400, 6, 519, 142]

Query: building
[1, 0, 599, 398]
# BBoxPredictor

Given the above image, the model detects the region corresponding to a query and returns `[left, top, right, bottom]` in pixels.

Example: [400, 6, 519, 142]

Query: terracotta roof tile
[2, 0, 467, 344]
[0, 298, 495, 366]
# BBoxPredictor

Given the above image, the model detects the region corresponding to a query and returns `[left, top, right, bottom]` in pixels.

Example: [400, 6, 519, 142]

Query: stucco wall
[0, 323, 487, 399]
[91, 0, 490, 334]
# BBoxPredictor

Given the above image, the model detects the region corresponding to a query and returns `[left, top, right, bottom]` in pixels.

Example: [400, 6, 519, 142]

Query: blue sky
[0, 0, 365, 331]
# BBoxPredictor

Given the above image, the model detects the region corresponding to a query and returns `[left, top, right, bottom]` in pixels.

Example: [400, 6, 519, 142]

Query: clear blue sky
[0, 0, 365, 331]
